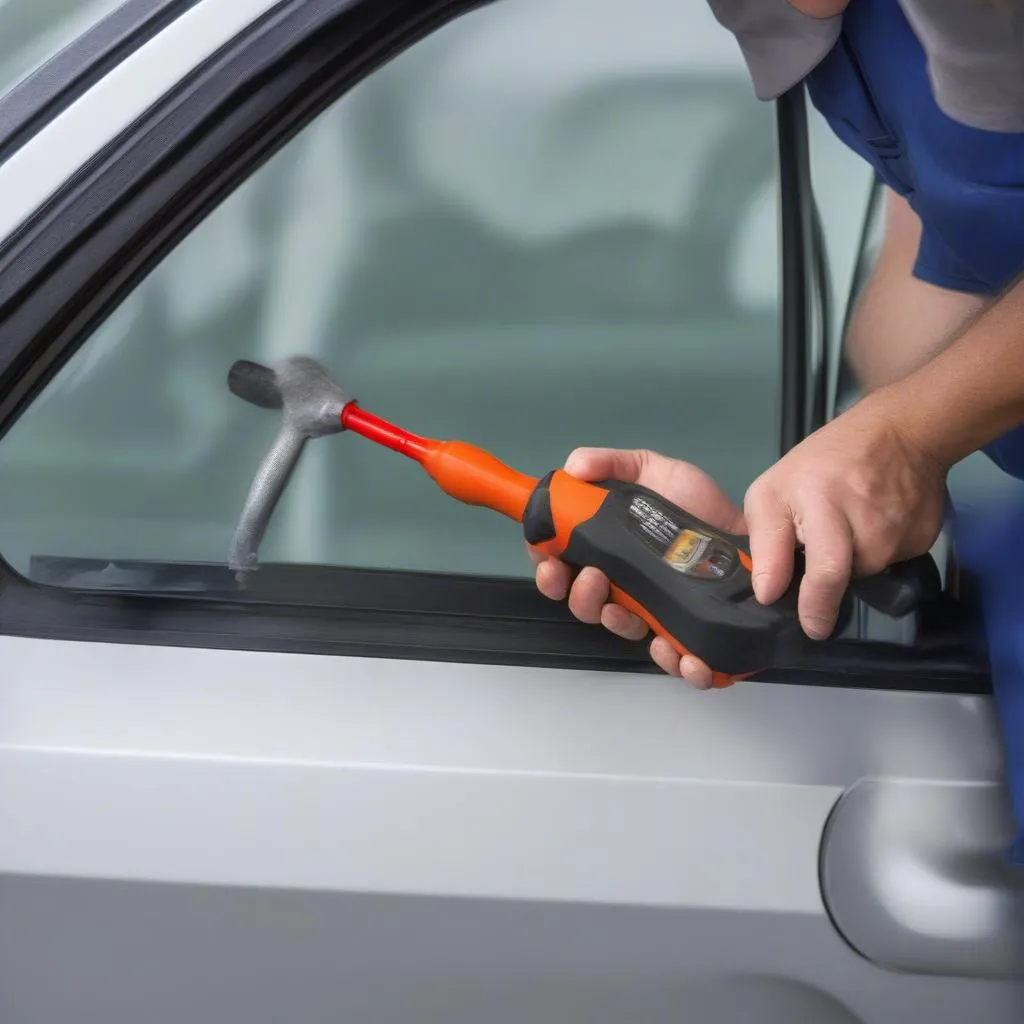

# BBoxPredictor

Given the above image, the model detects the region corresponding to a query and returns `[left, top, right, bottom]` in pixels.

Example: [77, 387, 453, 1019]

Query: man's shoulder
[899, 0, 1024, 133]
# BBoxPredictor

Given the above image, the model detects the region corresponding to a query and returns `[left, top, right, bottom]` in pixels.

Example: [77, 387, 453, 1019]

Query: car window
[0, 0, 782, 583]
[0, 0, 124, 101]
[807, 103, 874, 361]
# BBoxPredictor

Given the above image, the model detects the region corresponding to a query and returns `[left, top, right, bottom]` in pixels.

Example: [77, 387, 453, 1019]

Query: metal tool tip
[228, 360, 283, 409]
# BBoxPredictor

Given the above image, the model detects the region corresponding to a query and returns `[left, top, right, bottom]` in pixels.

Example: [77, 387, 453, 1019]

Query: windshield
[0, 0, 126, 102]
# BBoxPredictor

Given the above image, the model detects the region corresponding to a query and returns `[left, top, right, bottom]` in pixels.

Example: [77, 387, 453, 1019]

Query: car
[0, 1, 1021, 1022]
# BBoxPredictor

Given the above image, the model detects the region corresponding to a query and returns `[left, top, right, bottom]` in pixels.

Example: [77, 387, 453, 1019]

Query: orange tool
[341, 403, 798, 687]
[229, 357, 940, 686]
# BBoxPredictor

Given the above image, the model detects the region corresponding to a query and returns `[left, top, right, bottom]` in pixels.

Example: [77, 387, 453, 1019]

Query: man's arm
[740, 188, 1019, 640]
[878, 271, 1024, 467]
[529, 189, 1021, 686]
[845, 188, 989, 392]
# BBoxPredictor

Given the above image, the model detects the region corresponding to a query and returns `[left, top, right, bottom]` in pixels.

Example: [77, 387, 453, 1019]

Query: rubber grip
[605, 583, 754, 689]
[523, 472, 940, 685]
[524, 472, 799, 681]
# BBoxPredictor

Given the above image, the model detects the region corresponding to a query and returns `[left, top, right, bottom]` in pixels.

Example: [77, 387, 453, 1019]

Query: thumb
[744, 481, 797, 605]
[564, 447, 648, 483]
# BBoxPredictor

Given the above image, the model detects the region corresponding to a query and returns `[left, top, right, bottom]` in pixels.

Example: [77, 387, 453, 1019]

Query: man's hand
[744, 389, 949, 640]
[531, 396, 948, 685]
[528, 447, 745, 689]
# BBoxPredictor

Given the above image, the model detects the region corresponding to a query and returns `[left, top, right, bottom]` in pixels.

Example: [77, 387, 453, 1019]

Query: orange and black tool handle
[338, 408, 940, 688]
[521, 469, 941, 688]
[521, 469, 802, 687]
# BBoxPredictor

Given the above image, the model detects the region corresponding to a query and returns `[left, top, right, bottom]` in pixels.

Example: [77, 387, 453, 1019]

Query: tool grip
[524, 472, 940, 686]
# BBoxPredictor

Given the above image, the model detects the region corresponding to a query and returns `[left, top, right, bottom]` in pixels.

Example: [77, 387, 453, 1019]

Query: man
[530, 0, 1024, 858]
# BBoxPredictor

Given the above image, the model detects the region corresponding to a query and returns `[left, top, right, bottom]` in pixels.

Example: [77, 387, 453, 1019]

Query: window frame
[0, 0, 205, 168]
[0, 0, 991, 694]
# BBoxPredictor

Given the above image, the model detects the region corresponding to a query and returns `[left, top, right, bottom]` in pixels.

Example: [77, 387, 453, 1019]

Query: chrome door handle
[821, 779, 1024, 979]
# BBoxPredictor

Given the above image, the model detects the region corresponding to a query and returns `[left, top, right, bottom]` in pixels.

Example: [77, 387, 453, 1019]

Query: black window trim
[777, 86, 814, 457]
[0, 0, 208, 169]
[0, 0, 991, 694]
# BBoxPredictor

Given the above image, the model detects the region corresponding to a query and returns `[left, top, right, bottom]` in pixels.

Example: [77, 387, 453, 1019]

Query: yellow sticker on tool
[664, 529, 710, 573]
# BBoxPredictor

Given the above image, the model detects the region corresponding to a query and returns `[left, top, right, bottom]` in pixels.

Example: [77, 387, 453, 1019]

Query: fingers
[566, 447, 746, 536]
[796, 507, 854, 640]
[650, 638, 715, 690]
[567, 566, 610, 624]
[564, 446, 647, 483]
[534, 550, 716, 688]
[534, 557, 571, 601]
[745, 479, 854, 640]
[650, 636, 682, 676]
[680, 655, 714, 690]
[570, 570, 649, 641]
[600, 603, 650, 642]
[744, 483, 797, 605]
[534, 556, 650, 640]
[531, 447, 740, 687]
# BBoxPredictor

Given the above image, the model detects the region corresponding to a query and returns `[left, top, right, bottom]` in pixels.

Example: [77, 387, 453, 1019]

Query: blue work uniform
[711, 0, 1024, 864]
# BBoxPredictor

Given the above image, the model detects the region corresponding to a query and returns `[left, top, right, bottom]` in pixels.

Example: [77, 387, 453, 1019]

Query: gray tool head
[227, 355, 352, 581]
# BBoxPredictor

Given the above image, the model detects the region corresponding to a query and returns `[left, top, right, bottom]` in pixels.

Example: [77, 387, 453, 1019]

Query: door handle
[820, 779, 1024, 979]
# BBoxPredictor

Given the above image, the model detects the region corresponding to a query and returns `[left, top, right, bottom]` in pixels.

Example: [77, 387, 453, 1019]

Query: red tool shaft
[341, 403, 437, 462]
[340, 402, 537, 522]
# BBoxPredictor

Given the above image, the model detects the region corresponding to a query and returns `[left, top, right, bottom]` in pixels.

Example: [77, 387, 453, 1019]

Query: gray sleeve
[899, 0, 1024, 133]
[705, 0, 842, 100]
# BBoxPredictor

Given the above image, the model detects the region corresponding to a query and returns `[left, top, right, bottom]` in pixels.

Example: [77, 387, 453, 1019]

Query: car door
[0, 1, 1020, 1022]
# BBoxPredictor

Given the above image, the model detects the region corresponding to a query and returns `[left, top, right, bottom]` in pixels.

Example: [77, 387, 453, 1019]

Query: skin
[845, 190, 991, 391]
[531, 189, 1009, 688]
[789, 0, 851, 14]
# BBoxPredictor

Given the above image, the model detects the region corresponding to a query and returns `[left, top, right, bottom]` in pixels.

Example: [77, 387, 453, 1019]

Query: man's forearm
[871, 273, 1024, 468]
[845, 190, 990, 394]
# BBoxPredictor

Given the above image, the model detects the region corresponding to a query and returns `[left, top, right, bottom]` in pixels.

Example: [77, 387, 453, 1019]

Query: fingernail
[680, 658, 711, 689]
[804, 618, 832, 641]
[535, 562, 557, 597]
[563, 451, 585, 474]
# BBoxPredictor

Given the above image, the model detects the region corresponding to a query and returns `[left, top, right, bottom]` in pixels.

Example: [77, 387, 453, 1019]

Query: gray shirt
[707, 0, 1024, 133]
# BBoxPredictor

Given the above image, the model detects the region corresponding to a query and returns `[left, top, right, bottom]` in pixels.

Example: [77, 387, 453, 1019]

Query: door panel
[0, 635, 1020, 1022]
[823, 779, 1024, 979]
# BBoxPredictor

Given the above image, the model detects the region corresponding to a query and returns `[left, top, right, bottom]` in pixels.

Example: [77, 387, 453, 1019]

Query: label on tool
[627, 494, 737, 580]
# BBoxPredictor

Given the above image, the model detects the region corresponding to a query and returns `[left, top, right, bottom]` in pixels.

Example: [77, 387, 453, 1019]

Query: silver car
[0, 1, 1021, 1021]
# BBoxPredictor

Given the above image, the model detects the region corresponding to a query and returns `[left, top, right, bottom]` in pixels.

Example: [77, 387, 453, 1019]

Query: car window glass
[807, 103, 875, 359]
[0, 0, 782, 583]
[0, 0, 125, 102]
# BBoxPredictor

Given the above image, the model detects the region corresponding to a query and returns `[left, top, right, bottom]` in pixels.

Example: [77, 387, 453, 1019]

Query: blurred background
[0, 0, 1005, 584]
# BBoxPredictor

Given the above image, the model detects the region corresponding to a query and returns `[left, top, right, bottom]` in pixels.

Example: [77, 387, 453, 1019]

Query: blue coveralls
[803, 0, 1024, 863]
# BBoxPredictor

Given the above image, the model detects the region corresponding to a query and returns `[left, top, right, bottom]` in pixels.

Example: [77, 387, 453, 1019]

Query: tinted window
[0, 0, 782, 582]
